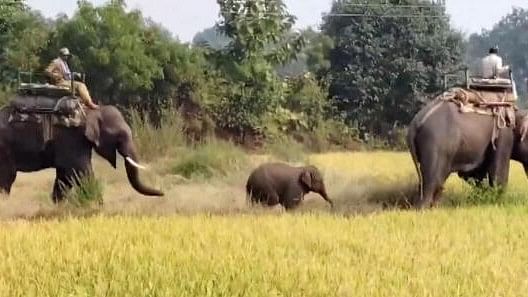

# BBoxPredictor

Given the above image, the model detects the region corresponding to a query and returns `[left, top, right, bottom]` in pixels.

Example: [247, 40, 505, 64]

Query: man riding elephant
[407, 48, 520, 208]
[480, 46, 518, 100]
[45, 47, 99, 110]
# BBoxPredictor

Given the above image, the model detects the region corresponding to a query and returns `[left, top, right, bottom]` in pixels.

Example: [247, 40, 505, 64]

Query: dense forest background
[1, 0, 527, 150]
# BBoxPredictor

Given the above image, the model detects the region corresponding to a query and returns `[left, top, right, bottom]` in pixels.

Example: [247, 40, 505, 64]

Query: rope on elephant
[439, 87, 517, 150]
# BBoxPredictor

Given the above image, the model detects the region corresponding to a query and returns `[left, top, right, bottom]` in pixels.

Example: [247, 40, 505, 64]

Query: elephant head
[299, 165, 333, 206]
[84, 106, 164, 197]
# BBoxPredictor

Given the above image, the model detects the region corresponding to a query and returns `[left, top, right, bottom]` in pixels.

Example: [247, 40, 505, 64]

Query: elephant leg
[431, 185, 445, 207]
[266, 191, 280, 207]
[487, 129, 514, 188]
[0, 148, 17, 195]
[430, 160, 452, 207]
[282, 185, 303, 210]
[52, 166, 93, 203]
[415, 150, 451, 209]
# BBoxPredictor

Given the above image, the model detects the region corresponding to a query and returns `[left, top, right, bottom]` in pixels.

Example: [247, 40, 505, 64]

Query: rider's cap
[59, 47, 71, 56]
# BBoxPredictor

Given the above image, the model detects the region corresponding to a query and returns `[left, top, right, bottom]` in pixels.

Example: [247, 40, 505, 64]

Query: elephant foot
[52, 182, 68, 204]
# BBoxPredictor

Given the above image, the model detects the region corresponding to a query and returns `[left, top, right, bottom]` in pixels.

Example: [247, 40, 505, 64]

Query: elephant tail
[407, 121, 423, 204]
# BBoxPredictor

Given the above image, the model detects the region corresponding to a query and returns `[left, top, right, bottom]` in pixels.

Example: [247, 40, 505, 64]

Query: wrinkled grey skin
[246, 162, 333, 210]
[407, 99, 515, 208]
[463, 110, 528, 182]
[0, 105, 164, 202]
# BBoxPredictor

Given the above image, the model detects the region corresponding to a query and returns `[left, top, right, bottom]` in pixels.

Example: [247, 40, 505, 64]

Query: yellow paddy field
[1, 152, 528, 296]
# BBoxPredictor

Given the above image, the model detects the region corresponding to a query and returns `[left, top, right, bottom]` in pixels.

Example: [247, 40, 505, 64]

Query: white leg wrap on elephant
[125, 157, 148, 170]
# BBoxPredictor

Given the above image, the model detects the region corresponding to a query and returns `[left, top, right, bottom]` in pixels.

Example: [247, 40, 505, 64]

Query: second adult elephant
[407, 97, 520, 208]
[0, 103, 164, 201]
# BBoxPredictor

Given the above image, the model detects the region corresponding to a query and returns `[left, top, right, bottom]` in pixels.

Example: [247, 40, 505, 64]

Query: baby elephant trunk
[319, 188, 334, 207]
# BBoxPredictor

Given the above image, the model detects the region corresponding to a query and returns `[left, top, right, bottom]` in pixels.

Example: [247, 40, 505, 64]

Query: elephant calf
[246, 162, 333, 210]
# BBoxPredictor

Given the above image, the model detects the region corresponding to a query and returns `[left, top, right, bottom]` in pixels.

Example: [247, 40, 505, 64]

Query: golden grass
[1, 210, 528, 296]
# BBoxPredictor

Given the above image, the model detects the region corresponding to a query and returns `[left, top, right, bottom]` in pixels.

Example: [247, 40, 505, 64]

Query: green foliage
[284, 74, 329, 131]
[216, 0, 304, 65]
[467, 7, 528, 103]
[0, 87, 13, 106]
[47, 1, 162, 98]
[323, 0, 465, 135]
[0, 0, 25, 35]
[265, 136, 307, 163]
[129, 108, 186, 161]
[206, 0, 305, 138]
[303, 28, 334, 80]
[63, 173, 104, 207]
[0, 5, 49, 86]
[210, 70, 285, 135]
[170, 139, 248, 179]
[192, 26, 231, 50]
[41, 0, 209, 123]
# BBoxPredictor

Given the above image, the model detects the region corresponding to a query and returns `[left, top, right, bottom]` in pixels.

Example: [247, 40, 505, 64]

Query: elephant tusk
[125, 157, 148, 170]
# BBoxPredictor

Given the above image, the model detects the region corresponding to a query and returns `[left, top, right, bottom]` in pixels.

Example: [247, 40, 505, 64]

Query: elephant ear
[300, 170, 313, 189]
[519, 115, 528, 142]
[85, 109, 118, 169]
[84, 111, 101, 147]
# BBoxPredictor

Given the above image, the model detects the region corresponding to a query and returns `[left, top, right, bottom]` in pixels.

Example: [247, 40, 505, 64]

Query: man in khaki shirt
[45, 48, 99, 109]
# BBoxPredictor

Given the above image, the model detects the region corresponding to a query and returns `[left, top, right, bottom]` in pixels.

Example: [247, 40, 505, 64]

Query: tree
[216, 0, 304, 65]
[276, 28, 334, 79]
[467, 7, 528, 103]
[0, 9, 51, 83]
[45, 0, 163, 103]
[37, 0, 213, 125]
[192, 26, 231, 50]
[0, 0, 24, 35]
[322, 0, 465, 135]
[209, 0, 305, 136]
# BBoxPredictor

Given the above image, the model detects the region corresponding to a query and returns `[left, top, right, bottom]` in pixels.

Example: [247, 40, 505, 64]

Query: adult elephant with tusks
[406, 88, 523, 209]
[0, 103, 164, 202]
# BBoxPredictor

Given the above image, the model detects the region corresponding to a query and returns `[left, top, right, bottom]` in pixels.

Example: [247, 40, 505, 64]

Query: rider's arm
[44, 60, 63, 82]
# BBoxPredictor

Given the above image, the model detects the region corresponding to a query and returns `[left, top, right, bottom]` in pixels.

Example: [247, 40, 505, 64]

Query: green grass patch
[170, 139, 248, 179]
[129, 109, 186, 161]
[265, 137, 307, 163]
[63, 173, 104, 207]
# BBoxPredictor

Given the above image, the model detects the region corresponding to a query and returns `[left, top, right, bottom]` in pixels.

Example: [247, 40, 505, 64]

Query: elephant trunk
[320, 188, 334, 207]
[120, 140, 164, 197]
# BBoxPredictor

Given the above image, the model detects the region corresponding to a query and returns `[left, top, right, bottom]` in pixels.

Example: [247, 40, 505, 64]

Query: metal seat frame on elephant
[7, 71, 87, 147]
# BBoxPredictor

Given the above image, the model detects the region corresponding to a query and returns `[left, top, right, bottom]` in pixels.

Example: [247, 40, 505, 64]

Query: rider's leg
[73, 81, 99, 109]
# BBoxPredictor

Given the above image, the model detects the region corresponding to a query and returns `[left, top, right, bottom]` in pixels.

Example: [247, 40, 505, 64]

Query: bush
[170, 139, 248, 179]
[265, 137, 307, 163]
[445, 181, 526, 207]
[0, 87, 13, 106]
[63, 173, 104, 207]
[129, 108, 186, 161]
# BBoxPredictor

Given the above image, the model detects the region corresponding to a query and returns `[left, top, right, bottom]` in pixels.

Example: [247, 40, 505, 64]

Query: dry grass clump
[169, 139, 248, 180]
[129, 109, 186, 161]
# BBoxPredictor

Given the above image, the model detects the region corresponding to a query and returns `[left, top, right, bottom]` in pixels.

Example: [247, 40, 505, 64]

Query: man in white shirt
[480, 47, 510, 79]
[480, 46, 517, 100]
